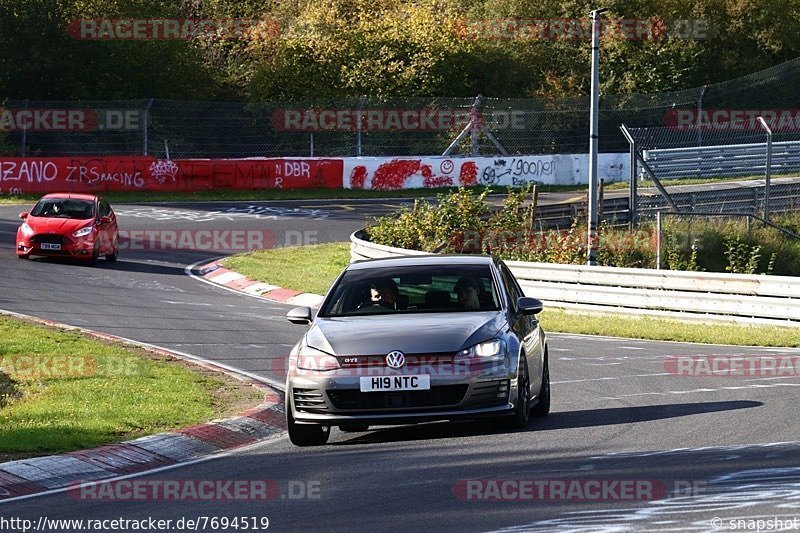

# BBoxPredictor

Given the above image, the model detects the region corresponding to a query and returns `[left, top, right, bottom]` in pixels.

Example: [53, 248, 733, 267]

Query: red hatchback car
[16, 193, 119, 263]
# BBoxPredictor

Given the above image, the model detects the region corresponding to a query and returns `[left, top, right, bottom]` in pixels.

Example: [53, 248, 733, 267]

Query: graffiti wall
[343, 154, 628, 190]
[0, 154, 628, 195]
[0, 157, 344, 195]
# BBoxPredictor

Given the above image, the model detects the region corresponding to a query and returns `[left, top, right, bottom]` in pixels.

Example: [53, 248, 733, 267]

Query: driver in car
[369, 278, 400, 309]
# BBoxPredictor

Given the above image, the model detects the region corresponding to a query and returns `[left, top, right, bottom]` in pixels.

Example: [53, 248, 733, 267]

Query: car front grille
[292, 388, 328, 413]
[327, 385, 468, 411]
[31, 234, 66, 245]
[463, 379, 510, 408]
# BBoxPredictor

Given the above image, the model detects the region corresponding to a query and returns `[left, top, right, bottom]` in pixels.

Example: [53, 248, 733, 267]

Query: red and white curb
[0, 310, 287, 502]
[194, 259, 324, 307]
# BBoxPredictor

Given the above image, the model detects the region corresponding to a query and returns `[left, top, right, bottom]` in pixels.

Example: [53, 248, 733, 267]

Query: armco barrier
[350, 230, 800, 327]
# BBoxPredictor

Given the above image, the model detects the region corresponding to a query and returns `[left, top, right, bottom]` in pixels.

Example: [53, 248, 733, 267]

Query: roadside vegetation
[366, 187, 800, 275]
[221, 242, 800, 347]
[3, 0, 798, 102]
[0, 316, 263, 457]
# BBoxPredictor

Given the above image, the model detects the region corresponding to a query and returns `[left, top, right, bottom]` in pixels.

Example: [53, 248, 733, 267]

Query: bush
[367, 188, 800, 275]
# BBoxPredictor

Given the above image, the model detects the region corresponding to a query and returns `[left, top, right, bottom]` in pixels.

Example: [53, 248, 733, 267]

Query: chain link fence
[3, 56, 800, 159]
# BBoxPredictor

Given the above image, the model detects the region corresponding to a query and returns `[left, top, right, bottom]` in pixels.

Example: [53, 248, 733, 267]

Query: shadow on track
[333, 400, 762, 445]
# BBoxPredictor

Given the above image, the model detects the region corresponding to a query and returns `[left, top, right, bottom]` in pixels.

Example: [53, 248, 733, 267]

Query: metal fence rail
[643, 140, 800, 179]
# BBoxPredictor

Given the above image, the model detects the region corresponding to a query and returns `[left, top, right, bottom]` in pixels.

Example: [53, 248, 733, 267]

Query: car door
[102, 199, 118, 251]
[499, 261, 543, 395]
[96, 198, 113, 253]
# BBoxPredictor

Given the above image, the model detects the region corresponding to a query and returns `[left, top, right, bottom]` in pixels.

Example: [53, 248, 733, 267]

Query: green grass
[538, 310, 800, 347]
[222, 243, 351, 296]
[222, 242, 800, 347]
[0, 316, 263, 455]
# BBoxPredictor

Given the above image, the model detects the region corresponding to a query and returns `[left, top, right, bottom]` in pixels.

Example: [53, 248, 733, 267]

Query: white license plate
[40, 243, 61, 250]
[360, 375, 431, 392]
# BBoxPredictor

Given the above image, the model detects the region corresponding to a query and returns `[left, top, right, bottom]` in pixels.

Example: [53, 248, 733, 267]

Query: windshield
[318, 264, 501, 317]
[30, 198, 95, 220]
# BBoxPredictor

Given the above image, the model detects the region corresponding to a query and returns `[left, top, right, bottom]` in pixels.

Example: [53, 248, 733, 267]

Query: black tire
[531, 352, 551, 417]
[287, 403, 330, 446]
[17, 253, 29, 260]
[105, 245, 118, 262]
[499, 359, 531, 430]
[89, 243, 100, 266]
[339, 424, 369, 432]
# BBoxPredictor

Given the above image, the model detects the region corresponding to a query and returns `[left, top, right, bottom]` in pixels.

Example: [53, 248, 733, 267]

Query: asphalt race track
[1, 199, 799, 532]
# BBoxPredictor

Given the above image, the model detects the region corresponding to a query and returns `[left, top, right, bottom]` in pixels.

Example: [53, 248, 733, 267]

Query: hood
[25, 216, 92, 234]
[305, 312, 506, 356]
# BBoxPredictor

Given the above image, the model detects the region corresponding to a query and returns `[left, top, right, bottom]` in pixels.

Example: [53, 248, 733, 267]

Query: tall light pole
[587, 7, 607, 266]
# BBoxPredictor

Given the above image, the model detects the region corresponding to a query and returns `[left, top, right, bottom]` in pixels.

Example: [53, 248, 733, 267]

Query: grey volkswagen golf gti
[284, 254, 550, 446]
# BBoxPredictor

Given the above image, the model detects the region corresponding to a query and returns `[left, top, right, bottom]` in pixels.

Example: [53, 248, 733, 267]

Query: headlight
[297, 346, 339, 371]
[73, 226, 94, 238]
[20, 223, 34, 236]
[455, 339, 506, 361]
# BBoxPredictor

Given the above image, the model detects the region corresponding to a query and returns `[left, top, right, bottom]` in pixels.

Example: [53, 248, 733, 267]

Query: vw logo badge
[386, 350, 405, 369]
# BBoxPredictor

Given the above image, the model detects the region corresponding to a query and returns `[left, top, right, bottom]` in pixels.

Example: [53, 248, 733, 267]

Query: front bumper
[288, 364, 518, 425]
[17, 234, 96, 258]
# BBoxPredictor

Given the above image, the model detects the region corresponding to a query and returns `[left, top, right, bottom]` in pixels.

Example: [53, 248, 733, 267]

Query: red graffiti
[423, 176, 453, 187]
[349, 165, 367, 188]
[371, 159, 422, 190]
[459, 161, 478, 186]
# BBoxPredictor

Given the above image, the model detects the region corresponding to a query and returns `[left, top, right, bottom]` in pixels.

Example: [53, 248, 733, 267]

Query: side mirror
[100, 215, 112, 224]
[287, 306, 313, 325]
[19, 212, 28, 219]
[516, 297, 544, 316]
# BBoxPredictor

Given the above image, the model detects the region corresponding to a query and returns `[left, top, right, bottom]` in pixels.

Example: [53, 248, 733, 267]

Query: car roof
[41, 193, 99, 201]
[347, 254, 496, 271]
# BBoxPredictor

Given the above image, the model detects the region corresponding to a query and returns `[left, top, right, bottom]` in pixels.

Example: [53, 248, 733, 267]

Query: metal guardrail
[350, 230, 800, 327]
[643, 140, 800, 179]
[637, 179, 800, 217]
